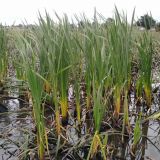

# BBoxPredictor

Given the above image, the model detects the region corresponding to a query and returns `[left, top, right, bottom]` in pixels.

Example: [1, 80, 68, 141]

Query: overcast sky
[0, 0, 159, 25]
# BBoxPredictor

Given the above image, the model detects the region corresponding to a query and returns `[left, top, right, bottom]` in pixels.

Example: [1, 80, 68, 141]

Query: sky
[0, 0, 160, 25]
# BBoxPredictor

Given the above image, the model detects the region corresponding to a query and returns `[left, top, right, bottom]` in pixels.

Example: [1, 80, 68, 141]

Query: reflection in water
[141, 120, 149, 160]
[0, 98, 32, 159]
[0, 83, 160, 159]
[144, 120, 160, 160]
[109, 134, 129, 159]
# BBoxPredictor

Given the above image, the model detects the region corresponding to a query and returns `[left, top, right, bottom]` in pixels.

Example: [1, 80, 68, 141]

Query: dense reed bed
[2, 8, 159, 159]
[0, 25, 8, 86]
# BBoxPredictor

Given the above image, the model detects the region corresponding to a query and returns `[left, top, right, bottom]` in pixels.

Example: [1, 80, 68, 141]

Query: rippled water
[0, 83, 159, 159]
[0, 96, 33, 159]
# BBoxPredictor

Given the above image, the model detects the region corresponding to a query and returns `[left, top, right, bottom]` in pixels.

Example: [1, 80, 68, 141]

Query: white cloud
[0, 0, 159, 25]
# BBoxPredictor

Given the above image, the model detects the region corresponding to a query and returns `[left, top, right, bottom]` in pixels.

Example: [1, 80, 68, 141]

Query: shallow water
[0, 97, 33, 159]
[0, 83, 159, 159]
[144, 120, 160, 160]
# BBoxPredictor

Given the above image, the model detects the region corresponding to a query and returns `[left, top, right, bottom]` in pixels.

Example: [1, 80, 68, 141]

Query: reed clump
[11, 8, 157, 159]
[0, 25, 8, 85]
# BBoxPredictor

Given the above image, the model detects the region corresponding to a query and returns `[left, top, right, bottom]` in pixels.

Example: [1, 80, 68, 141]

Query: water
[0, 82, 159, 159]
[144, 120, 160, 160]
[0, 91, 33, 159]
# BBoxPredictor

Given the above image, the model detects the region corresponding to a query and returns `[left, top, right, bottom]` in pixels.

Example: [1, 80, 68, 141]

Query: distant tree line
[78, 14, 160, 31]
[136, 14, 160, 31]
[1, 14, 160, 31]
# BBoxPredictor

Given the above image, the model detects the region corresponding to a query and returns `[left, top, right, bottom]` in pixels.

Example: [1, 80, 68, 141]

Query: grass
[93, 83, 105, 132]
[0, 25, 8, 85]
[137, 31, 153, 107]
[4, 7, 159, 159]
[132, 115, 141, 152]
[15, 33, 47, 159]
[107, 8, 135, 119]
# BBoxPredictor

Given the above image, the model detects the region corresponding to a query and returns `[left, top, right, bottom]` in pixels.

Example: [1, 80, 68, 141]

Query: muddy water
[142, 86, 160, 159]
[0, 84, 159, 159]
[143, 120, 160, 160]
[126, 89, 160, 160]
[0, 92, 33, 159]
[67, 86, 160, 160]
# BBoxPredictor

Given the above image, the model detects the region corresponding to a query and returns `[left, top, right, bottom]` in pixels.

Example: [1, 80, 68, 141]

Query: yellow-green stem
[60, 99, 68, 121]
[144, 85, 151, 108]
[55, 110, 61, 135]
[76, 101, 81, 124]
